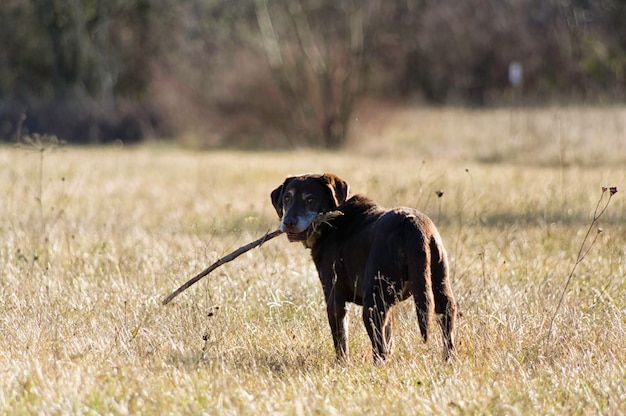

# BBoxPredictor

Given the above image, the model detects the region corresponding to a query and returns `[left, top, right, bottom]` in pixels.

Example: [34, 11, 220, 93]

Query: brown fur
[271, 173, 457, 362]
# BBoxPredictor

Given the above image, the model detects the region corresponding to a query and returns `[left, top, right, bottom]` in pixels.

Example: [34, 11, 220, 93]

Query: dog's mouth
[286, 230, 309, 242]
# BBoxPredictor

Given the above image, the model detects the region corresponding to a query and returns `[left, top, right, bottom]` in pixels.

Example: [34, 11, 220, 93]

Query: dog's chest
[322, 236, 373, 294]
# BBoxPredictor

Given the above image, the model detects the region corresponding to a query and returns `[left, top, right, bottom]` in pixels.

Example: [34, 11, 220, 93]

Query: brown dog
[271, 173, 457, 362]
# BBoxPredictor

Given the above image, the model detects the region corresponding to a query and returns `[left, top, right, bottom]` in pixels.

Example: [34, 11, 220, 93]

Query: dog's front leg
[326, 300, 349, 360]
[319, 270, 349, 360]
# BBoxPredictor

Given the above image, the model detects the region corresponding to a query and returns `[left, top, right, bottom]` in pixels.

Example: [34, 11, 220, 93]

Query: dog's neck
[304, 195, 380, 249]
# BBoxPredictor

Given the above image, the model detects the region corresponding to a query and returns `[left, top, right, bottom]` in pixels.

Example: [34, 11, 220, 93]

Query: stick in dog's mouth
[162, 211, 344, 305]
[162, 229, 283, 305]
[301, 210, 344, 247]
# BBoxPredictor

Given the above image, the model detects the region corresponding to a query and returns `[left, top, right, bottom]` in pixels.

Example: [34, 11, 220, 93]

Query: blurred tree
[379, 0, 624, 104]
[0, 0, 168, 142]
[165, 0, 381, 148]
[253, 0, 377, 148]
[0, 0, 623, 145]
[557, 0, 626, 99]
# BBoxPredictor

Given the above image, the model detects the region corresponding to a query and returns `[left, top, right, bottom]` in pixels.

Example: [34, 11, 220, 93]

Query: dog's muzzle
[279, 216, 313, 242]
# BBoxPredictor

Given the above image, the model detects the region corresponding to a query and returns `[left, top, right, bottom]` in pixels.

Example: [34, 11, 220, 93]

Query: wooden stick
[162, 229, 283, 305]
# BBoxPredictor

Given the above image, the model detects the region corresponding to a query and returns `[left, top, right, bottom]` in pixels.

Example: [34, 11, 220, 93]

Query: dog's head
[271, 173, 350, 243]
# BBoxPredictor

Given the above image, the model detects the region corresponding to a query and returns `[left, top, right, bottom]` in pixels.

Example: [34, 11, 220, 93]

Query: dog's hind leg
[430, 236, 457, 360]
[409, 249, 434, 345]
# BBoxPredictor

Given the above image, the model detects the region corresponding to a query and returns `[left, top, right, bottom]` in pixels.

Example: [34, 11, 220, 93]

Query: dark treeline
[0, 0, 624, 147]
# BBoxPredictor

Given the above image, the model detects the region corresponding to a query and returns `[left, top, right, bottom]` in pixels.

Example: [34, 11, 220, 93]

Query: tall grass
[1, 107, 624, 414]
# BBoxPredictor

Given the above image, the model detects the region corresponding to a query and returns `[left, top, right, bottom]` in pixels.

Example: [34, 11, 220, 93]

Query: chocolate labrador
[271, 173, 457, 362]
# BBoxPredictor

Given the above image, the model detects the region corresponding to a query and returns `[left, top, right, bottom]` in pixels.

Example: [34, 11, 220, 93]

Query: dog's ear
[270, 177, 294, 218]
[321, 173, 350, 208]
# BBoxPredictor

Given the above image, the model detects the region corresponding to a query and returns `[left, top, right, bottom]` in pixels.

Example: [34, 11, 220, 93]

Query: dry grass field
[1, 106, 625, 415]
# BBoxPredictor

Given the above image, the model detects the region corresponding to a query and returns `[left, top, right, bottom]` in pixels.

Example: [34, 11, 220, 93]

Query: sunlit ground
[1, 106, 624, 414]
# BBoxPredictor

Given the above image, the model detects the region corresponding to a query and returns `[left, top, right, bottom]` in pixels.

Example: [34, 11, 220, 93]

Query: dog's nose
[282, 217, 297, 229]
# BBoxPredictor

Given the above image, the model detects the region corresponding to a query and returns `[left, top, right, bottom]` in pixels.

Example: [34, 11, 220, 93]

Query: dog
[271, 173, 457, 362]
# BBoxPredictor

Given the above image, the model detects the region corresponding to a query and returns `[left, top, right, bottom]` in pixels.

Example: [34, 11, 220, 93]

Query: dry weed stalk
[546, 185, 618, 344]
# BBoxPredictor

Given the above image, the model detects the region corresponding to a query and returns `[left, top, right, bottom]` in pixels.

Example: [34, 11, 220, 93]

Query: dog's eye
[283, 194, 292, 204]
[305, 197, 315, 205]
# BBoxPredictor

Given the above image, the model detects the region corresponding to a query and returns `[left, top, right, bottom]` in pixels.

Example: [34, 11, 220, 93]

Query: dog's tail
[407, 215, 457, 358]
